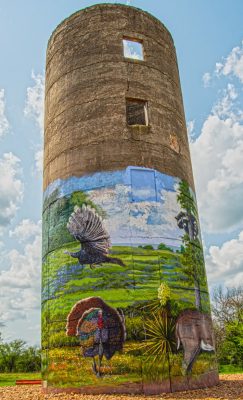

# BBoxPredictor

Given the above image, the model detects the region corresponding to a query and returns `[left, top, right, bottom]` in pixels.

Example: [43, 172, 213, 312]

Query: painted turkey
[64, 204, 125, 269]
[66, 296, 126, 376]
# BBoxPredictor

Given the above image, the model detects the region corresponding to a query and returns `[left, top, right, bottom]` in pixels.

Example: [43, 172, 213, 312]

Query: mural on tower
[42, 166, 217, 391]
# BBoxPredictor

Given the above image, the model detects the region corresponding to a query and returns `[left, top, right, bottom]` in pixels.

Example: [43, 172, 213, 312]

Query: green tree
[218, 321, 243, 367]
[70, 191, 105, 217]
[0, 339, 41, 373]
[17, 346, 41, 372]
[158, 243, 172, 252]
[177, 180, 206, 310]
[0, 340, 26, 372]
[212, 286, 243, 368]
[142, 244, 154, 250]
[177, 180, 197, 216]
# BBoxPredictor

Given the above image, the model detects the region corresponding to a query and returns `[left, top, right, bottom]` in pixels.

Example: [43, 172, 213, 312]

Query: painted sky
[44, 168, 183, 245]
[0, 0, 243, 345]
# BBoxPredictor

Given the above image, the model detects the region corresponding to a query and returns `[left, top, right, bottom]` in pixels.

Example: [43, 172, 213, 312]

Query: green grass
[0, 372, 41, 387]
[44, 345, 142, 387]
[219, 364, 243, 374]
[42, 243, 211, 349]
[41, 243, 212, 387]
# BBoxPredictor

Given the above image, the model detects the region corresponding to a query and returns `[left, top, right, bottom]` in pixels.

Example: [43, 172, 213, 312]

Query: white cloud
[0, 231, 41, 322]
[191, 73, 243, 233]
[24, 72, 44, 173]
[123, 40, 143, 60]
[9, 219, 41, 242]
[89, 183, 182, 246]
[0, 88, 9, 138]
[34, 149, 43, 173]
[187, 120, 195, 141]
[215, 40, 243, 83]
[191, 114, 243, 233]
[212, 83, 241, 120]
[24, 72, 44, 134]
[0, 153, 24, 232]
[202, 72, 211, 87]
[206, 231, 243, 287]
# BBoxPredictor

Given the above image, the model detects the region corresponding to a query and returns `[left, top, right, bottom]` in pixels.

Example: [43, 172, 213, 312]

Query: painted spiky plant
[141, 312, 176, 389]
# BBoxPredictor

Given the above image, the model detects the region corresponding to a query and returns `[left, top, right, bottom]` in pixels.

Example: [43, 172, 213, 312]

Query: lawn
[0, 372, 41, 387]
[219, 365, 243, 374]
[0, 367, 242, 388]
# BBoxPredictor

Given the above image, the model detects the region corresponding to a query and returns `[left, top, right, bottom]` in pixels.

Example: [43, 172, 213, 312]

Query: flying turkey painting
[64, 205, 125, 269]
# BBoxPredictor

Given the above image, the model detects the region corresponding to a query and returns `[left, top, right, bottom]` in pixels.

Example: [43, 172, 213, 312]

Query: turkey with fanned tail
[64, 205, 125, 269]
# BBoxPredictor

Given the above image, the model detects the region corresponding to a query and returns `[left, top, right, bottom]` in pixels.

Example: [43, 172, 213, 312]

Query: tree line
[0, 336, 40, 372]
[212, 286, 243, 368]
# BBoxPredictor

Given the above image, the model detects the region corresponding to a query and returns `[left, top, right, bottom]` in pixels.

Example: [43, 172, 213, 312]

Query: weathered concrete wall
[44, 3, 193, 190]
[42, 5, 218, 394]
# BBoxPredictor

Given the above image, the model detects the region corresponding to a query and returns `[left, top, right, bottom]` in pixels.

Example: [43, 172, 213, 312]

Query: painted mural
[42, 166, 217, 391]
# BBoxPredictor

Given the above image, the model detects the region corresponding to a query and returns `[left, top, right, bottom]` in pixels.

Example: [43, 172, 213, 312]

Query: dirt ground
[0, 374, 242, 400]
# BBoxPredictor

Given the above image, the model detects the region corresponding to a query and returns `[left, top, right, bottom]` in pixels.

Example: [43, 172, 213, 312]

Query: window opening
[123, 39, 144, 60]
[131, 169, 157, 202]
[126, 99, 148, 126]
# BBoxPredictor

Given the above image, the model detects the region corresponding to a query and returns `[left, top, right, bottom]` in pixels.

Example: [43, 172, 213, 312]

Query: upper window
[123, 39, 144, 61]
[126, 99, 148, 126]
[131, 169, 157, 202]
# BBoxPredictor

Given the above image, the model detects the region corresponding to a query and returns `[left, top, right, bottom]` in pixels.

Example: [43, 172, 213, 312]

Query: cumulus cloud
[0, 89, 9, 138]
[0, 230, 41, 322]
[191, 76, 243, 233]
[24, 72, 44, 134]
[206, 231, 243, 287]
[89, 183, 182, 246]
[202, 72, 211, 87]
[34, 149, 43, 173]
[215, 40, 243, 83]
[212, 83, 241, 120]
[187, 120, 195, 140]
[9, 219, 41, 242]
[191, 115, 243, 233]
[0, 153, 24, 232]
[24, 71, 44, 174]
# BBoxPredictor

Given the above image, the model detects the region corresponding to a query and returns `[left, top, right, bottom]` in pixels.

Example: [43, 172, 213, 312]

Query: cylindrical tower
[42, 4, 218, 394]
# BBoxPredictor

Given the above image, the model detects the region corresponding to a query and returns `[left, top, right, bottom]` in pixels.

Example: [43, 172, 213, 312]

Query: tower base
[43, 370, 219, 395]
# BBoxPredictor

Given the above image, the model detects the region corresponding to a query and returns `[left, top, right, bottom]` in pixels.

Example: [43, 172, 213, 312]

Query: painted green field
[43, 344, 216, 388]
[42, 243, 210, 349]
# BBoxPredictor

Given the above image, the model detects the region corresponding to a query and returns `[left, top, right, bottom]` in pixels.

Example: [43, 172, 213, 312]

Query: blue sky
[0, 0, 243, 344]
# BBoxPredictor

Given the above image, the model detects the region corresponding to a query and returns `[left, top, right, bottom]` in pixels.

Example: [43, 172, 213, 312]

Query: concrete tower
[42, 4, 218, 394]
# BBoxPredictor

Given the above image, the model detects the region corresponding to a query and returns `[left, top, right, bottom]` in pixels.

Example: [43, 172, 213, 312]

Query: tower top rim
[47, 3, 174, 50]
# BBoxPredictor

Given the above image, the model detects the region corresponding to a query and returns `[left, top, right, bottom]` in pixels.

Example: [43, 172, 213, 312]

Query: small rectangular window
[126, 99, 148, 126]
[131, 169, 156, 202]
[123, 39, 144, 61]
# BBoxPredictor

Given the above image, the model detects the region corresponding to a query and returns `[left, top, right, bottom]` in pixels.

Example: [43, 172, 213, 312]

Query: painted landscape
[42, 167, 217, 390]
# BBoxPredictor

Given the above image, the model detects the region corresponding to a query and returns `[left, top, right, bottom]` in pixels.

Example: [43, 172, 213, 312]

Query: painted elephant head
[176, 309, 215, 374]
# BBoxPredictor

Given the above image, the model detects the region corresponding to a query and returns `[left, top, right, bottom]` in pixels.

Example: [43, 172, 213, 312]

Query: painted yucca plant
[140, 311, 176, 390]
[142, 283, 171, 314]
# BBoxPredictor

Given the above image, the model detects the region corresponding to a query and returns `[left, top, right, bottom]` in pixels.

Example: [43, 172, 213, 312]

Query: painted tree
[176, 180, 206, 310]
